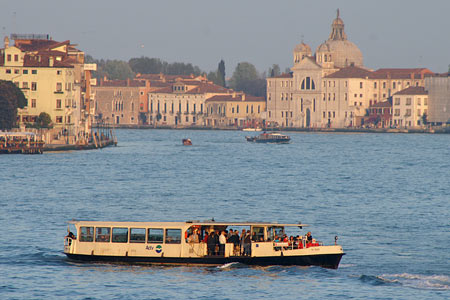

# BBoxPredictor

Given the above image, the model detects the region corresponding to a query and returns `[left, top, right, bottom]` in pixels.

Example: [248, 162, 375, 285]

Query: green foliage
[86, 55, 135, 80]
[229, 62, 266, 97]
[218, 59, 226, 87]
[268, 64, 280, 77]
[207, 71, 219, 85]
[422, 112, 428, 125]
[37, 112, 52, 128]
[0, 80, 27, 130]
[128, 56, 203, 76]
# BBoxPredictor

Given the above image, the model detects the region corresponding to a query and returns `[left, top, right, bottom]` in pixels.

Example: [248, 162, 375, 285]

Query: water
[1, 129, 449, 299]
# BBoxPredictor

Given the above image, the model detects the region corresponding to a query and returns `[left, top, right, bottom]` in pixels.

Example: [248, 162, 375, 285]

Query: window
[333, 111, 336, 118]
[393, 82, 396, 89]
[130, 228, 146, 243]
[32, 70, 37, 74]
[56, 99, 62, 109]
[394, 109, 400, 116]
[95, 227, 111, 242]
[323, 111, 326, 118]
[148, 228, 164, 243]
[31, 82, 37, 91]
[374, 82, 377, 88]
[22, 82, 28, 89]
[80, 226, 94, 242]
[165, 229, 181, 244]
[383, 82, 386, 89]
[56, 82, 62, 92]
[7, 54, 11, 61]
[360, 82, 363, 88]
[417, 98, 421, 105]
[57, 70, 62, 75]
[394, 98, 400, 105]
[424, 98, 428, 105]
[56, 116, 63, 123]
[112, 227, 128, 243]
[14, 54, 18, 62]
[6, 69, 11, 74]
[301, 77, 315, 90]
[23, 69, 28, 74]
[406, 98, 412, 105]
[406, 109, 411, 116]
[14, 69, 19, 74]
[31, 99, 36, 108]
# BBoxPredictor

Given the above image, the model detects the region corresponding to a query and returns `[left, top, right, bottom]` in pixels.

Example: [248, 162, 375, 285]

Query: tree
[218, 59, 226, 87]
[268, 64, 280, 77]
[37, 112, 52, 128]
[0, 80, 27, 130]
[128, 56, 203, 76]
[101, 60, 135, 80]
[229, 62, 267, 97]
[422, 112, 428, 125]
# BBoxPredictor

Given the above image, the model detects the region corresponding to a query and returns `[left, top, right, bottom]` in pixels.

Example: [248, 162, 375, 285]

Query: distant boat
[182, 138, 192, 146]
[0, 132, 44, 154]
[246, 132, 290, 143]
[242, 127, 262, 132]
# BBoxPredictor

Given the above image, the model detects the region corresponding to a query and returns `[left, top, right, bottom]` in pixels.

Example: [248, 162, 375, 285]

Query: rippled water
[1, 129, 449, 299]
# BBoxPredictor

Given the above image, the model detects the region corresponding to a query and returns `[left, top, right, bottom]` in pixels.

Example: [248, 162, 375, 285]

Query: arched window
[324, 55, 327, 62]
[301, 77, 316, 90]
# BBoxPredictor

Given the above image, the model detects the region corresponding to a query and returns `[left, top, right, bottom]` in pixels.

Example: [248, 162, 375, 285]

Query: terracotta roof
[393, 86, 427, 96]
[371, 68, 433, 79]
[206, 94, 265, 103]
[99, 80, 146, 87]
[325, 65, 372, 78]
[270, 73, 293, 79]
[185, 82, 231, 94]
[370, 100, 391, 108]
[22, 54, 74, 68]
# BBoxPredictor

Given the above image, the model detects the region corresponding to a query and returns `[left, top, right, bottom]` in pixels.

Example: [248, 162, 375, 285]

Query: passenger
[259, 237, 264, 242]
[233, 230, 240, 256]
[243, 230, 252, 256]
[188, 229, 199, 243]
[306, 232, 313, 243]
[240, 229, 246, 255]
[66, 231, 76, 239]
[219, 231, 226, 256]
[274, 235, 280, 242]
[202, 231, 209, 243]
[214, 230, 220, 255]
[207, 231, 216, 256]
[251, 231, 257, 242]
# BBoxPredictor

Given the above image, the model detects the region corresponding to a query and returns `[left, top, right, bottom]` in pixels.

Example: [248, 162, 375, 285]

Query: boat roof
[0, 131, 38, 137]
[68, 220, 308, 227]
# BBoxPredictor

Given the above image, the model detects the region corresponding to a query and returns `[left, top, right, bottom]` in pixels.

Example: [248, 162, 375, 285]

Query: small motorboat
[182, 139, 192, 146]
[246, 132, 290, 143]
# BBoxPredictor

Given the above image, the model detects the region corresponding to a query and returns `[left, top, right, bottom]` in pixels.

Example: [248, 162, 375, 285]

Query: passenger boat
[182, 138, 192, 145]
[242, 127, 262, 132]
[64, 220, 344, 269]
[246, 132, 290, 143]
[0, 132, 44, 154]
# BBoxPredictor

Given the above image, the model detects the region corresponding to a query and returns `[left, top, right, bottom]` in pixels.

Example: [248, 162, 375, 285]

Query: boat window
[148, 228, 164, 243]
[252, 226, 265, 242]
[95, 227, 111, 242]
[79, 226, 94, 242]
[165, 229, 181, 244]
[130, 228, 146, 243]
[267, 226, 285, 241]
[112, 227, 129, 243]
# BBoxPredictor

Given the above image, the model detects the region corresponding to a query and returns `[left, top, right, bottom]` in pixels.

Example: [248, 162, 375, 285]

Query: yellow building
[392, 86, 428, 128]
[0, 34, 94, 136]
[205, 93, 266, 128]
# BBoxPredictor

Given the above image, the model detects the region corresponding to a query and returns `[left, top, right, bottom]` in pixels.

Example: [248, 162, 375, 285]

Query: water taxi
[246, 132, 291, 143]
[64, 220, 344, 269]
[182, 138, 192, 146]
[0, 132, 44, 154]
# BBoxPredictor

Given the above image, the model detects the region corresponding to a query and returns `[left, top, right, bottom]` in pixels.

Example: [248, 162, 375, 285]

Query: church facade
[266, 11, 432, 128]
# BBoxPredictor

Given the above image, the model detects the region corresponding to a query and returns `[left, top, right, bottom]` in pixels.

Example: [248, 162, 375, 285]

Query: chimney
[242, 94, 246, 101]
[127, 78, 130, 87]
[49, 57, 54, 67]
[4, 36, 9, 48]
[145, 79, 150, 89]
[410, 73, 414, 80]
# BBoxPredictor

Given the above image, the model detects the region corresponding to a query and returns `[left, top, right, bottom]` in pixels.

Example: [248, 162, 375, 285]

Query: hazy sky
[2, 0, 449, 74]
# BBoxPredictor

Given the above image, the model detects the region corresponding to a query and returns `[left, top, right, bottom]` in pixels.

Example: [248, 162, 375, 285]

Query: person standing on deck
[243, 230, 252, 256]
[219, 231, 226, 256]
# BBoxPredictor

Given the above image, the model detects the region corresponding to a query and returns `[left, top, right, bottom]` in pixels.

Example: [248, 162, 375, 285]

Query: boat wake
[359, 273, 450, 290]
[216, 262, 242, 269]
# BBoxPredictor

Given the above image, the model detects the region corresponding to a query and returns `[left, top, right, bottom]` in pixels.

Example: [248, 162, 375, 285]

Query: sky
[2, 0, 450, 75]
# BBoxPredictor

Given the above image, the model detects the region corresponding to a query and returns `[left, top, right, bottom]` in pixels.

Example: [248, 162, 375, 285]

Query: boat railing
[273, 240, 323, 251]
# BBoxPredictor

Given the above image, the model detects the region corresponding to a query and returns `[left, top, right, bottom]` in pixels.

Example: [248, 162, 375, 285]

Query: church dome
[316, 9, 363, 68]
[294, 42, 311, 54]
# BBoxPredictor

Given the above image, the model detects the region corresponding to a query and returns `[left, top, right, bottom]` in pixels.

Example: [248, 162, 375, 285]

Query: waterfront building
[366, 100, 392, 128]
[147, 79, 232, 126]
[267, 11, 433, 128]
[424, 75, 450, 125]
[0, 34, 95, 136]
[391, 86, 428, 128]
[204, 93, 266, 128]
